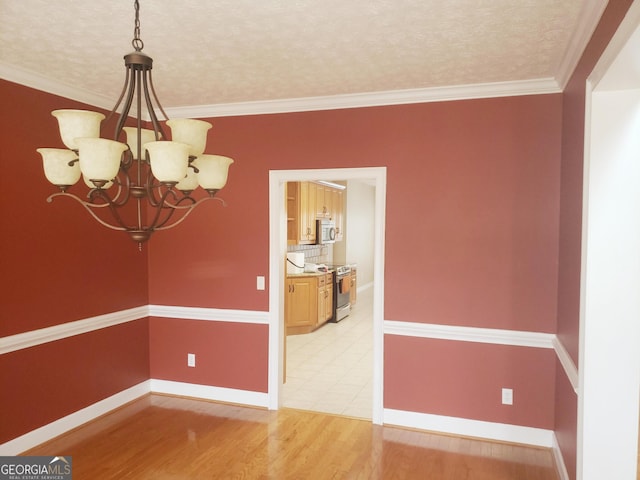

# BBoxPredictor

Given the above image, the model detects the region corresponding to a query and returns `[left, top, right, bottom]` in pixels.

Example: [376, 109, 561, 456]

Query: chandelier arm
[89, 188, 136, 231]
[46, 192, 127, 231]
[145, 168, 165, 207]
[154, 197, 227, 231]
[147, 187, 184, 230]
[142, 70, 167, 139]
[113, 66, 138, 145]
[103, 169, 132, 207]
[147, 70, 170, 124]
[104, 66, 132, 130]
[161, 195, 227, 210]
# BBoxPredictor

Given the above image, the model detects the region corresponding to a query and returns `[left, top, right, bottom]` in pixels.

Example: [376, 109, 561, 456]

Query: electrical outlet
[187, 353, 196, 367]
[257, 276, 265, 290]
[502, 388, 513, 405]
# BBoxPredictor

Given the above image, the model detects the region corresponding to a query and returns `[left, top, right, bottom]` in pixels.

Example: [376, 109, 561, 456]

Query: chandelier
[36, 0, 233, 244]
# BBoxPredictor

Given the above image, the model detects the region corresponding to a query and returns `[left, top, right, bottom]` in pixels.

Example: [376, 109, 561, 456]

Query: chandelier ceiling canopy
[37, 0, 233, 245]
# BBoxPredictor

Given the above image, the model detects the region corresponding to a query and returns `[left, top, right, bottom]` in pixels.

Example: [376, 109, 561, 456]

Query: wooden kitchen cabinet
[325, 277, 333, 322]
[349, 268, 357, 306]
[315, 185, 333, 219]
[285, 276, 317, 333]
[331, 188, 344, 241]
[286, 273, 333, 335]
[287, 181, 345, 245]
[287, 182, 316, 245]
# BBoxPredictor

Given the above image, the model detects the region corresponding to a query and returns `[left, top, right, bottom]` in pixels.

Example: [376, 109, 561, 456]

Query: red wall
[0, 81, 150, 443]
[147, 94, 562, 430]
[149, 95, 562, 332]
[0, 81, 149, 335]
[1, 69, 572, 448]
[149, 318, 268, 392]
[385, 336, 555, 428]
[0, 319, 149, 443]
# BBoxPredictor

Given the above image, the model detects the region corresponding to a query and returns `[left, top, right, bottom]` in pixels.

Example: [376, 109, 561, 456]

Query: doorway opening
[579, 6, 640, 477]
[268, 167, 386, 424]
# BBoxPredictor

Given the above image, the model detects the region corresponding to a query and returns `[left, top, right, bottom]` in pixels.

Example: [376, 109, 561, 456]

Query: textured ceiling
[0, 1, 604, 114]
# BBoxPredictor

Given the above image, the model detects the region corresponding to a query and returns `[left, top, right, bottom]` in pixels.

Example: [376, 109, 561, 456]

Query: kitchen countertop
[287, 271, 332, 277]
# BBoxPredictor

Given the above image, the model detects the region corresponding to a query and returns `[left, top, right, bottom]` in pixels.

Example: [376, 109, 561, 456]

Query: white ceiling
[0, 1, 606, 117]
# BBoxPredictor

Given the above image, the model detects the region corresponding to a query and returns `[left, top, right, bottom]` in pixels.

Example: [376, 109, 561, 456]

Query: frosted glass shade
[75, 137, 127, 183]
[52, 110, 105, 150]
[144, 141, 190, 183]
[194, 155, 234, 190]
[175, 165, 199, 192]
[166, 118, 212, 156]
[123, 127, 159, 160]
[36, 148, 81, 187]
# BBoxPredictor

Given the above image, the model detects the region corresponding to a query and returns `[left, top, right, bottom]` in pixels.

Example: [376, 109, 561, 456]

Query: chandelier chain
[132, 0, 144, 52]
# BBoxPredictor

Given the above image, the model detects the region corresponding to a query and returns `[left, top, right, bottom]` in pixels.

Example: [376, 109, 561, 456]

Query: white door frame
[579, 4, 640, 478]
[268, 167, 387, 424]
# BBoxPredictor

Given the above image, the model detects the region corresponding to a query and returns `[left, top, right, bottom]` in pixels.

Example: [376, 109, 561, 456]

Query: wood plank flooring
[24, 394, 559, 479]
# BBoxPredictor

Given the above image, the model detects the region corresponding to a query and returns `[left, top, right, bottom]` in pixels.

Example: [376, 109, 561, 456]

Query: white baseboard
[552, 433, 571, 480]
[0, 381, 151, 455]
[150, 379, 269, 408]
[383, 408, 554, 448]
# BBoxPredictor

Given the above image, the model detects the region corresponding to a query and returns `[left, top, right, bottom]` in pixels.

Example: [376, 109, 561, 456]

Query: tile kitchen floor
[283, 287, 374, 419]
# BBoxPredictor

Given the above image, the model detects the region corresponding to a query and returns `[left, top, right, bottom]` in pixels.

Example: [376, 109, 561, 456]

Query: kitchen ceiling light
[36, 0, 233, 245]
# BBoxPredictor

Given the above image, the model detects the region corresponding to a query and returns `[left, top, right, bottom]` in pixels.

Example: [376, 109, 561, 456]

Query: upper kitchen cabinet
[287, 181, 345, 245]
[287, 181, 316, 245]
[315, 184, 333, 219]
[331, 188, 344, 242]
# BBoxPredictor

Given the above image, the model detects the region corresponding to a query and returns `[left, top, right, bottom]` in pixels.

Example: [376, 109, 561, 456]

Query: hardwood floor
[25, 394, 559, 479]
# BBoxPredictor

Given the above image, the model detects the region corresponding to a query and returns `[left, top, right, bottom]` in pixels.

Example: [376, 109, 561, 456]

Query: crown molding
[166, 78, 561, 119]
[554, 0, 609, 89]
[0, 62, 114, 111]
[1, 60, 560, 118]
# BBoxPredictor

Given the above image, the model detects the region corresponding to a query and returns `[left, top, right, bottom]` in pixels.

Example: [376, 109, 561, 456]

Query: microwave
[316, 219, 336, 244]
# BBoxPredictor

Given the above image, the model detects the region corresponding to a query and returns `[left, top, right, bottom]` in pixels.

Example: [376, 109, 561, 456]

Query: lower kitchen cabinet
[349, 268, 357, 306]
[286, 273, 333, 335]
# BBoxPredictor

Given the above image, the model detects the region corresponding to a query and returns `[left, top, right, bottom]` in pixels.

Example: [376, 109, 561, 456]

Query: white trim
[0, 306, 148, 355]
[383, 409, 554, 448]
[0, 61, 559, 118]
[148, 305, 269, 324]
[0, 62, 114, 111]
[552, 433, 571, 480]
[552, 337, 579, 393]
[166, 79, 560, 119]
[577, 6, 640, 476]
[1, 306, 270, 356]
[555, 0, 608, 89]
[268, 167, 387, 425]
[384, 320, 555, 349]
[150, 379, 268, 408]
[0, 381, 150, 455]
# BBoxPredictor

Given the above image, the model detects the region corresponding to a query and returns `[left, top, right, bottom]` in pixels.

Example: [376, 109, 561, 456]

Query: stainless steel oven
[332, 265, 351, 322]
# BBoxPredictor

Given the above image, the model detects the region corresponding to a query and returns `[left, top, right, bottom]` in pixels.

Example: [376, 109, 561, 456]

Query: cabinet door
[286, 182, 298, 245]
[349, 270, 357, 306]
[298, 182, 316, 244]
[286, 278, 317, 327]
[317, 285, 326, 326]
[332, 189, 344, 241]
[325, 277, 333, 321]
